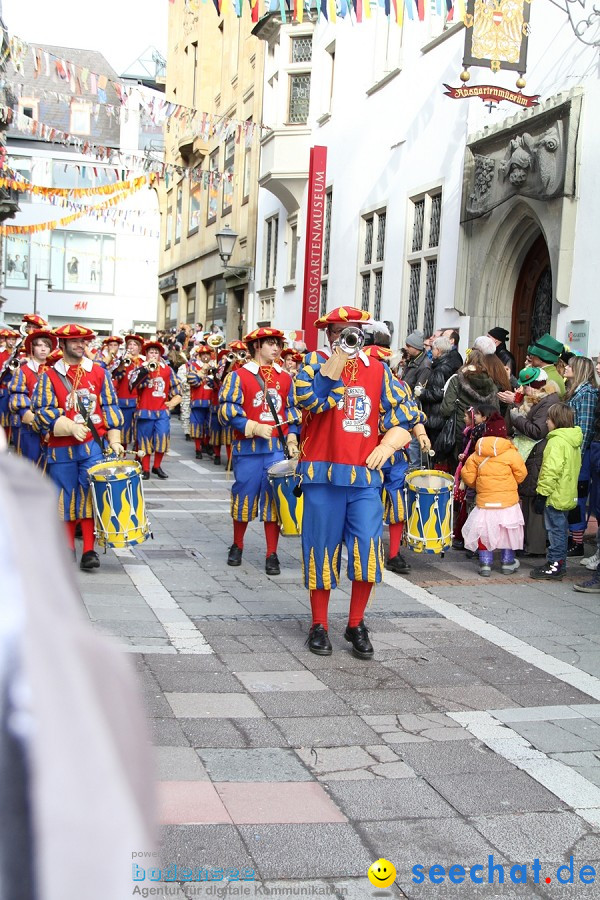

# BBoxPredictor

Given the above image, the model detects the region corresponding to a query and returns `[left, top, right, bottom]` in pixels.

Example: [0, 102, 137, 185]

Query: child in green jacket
[530, 403, 582, 580]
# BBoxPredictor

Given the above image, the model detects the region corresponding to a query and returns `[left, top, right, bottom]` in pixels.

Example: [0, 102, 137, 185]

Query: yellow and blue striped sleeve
[295, 352, 345, 415]
[218, 370, 246, 429]
[31, 372, 61, 434]
[286, 379, 301, 435]
[100, 370, 125, 429]
[168, 367, 181, 400]
[8, 368, 30, 414]
[379, 368, 426, 432]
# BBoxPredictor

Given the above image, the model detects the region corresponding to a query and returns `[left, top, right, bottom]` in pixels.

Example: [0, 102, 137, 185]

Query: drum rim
[88, 459, 142, 480]
[267, 459, 299, 477]
[406, 469, 454, 486]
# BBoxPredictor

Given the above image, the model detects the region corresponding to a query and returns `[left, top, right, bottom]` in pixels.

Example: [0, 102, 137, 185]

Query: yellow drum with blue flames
[267, 458, 303, 536]
[88, 459, 151, 549]
[404, 470, 453, 555]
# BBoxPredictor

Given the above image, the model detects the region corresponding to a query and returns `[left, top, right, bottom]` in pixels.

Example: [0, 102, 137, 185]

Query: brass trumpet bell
[207, 333, 226, 350]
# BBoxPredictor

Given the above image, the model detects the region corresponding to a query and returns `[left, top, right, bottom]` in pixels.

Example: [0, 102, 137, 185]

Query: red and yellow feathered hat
[101, 335, 124, 346]
[228, 340, 247, 352]
[53, 323, 96, 340]
[363, 345, 393, 361]
[280, 348, 303, 362]
[24, 329, 59, 355]
[22, 314, 49, 329]
[46, 349, 63, 366]
[124, 333, 145, 347]
[143, 341, 165, 356]
[244, 327, 286, 344]
[0, 328, 19, 339]
[314, 306, 373, 329]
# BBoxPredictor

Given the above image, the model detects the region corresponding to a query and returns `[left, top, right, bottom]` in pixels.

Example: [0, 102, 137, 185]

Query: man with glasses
[218, 327, 300, 575]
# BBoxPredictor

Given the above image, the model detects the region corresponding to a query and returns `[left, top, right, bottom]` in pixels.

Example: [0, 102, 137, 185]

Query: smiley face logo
[367, 858, 396, 888]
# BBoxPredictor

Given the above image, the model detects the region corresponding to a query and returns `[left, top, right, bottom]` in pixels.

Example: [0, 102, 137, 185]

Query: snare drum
[267, 458, 303, 536]
[404, 469, 453, 555]
[88, 459, 151, 549]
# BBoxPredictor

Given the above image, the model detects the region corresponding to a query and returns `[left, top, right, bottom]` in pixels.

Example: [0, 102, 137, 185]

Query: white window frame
[357, 205, 386, 320]
[404, 186, 443, 342]
[263, 214, 279, 289]
[286, 30, 313, 125]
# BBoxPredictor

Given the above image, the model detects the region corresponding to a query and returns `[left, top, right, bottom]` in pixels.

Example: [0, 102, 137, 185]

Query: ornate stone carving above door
[462, 92, 580, 222]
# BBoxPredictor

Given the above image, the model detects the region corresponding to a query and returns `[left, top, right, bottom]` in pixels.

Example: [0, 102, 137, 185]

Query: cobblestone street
[78, 425, 600, 898]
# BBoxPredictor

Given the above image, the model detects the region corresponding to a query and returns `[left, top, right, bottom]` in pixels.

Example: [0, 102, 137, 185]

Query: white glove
[320, 349, 349, 380]
[365, 444, 395, 470]
[53, 415, 89, 442]
[287, 435, 300, 459]
[109, 442, 125, 457]
[245, 420, 274, 440]
[413, 384, 424, 398]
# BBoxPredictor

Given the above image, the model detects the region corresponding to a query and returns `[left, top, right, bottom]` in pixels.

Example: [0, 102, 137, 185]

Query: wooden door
[511, 235, 553, 373]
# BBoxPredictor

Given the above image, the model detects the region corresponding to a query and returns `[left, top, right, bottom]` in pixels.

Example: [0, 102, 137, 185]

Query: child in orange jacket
[461, 411, 528, 576]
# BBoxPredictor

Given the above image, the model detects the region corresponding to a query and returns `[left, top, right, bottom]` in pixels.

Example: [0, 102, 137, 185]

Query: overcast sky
[3, 0, 168, 76]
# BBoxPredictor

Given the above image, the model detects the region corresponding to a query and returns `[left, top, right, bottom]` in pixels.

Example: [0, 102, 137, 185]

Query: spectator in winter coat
[530, 403, 582, 580]
[488, 326, 517, 377]
[439, 350, 499, 467]
[564, 355, 598, 556]
[510, 368, 559, 556]
[418, 336, 456, 449]
[401, 330, 432, 391]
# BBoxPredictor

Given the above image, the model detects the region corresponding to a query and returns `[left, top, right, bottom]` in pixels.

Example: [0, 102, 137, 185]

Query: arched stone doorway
[511, 233, 553, 373]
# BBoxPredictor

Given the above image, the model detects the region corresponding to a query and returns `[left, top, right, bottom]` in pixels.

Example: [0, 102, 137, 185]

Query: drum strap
[54, 370, 106, 452]
[253, 372, 290, 459]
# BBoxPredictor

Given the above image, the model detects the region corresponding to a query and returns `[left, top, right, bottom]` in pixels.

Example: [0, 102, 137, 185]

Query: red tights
[310, 581, 373, 630]
[232, 521, 279, 557]
[65, 519, 95, 553]
[389, 522, 404, 558]
[142, 452, 164, 473]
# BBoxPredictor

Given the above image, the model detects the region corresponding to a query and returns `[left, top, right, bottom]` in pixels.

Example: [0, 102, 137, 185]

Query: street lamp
[215, 225, 250, 279]
[33, 274, 52, 315]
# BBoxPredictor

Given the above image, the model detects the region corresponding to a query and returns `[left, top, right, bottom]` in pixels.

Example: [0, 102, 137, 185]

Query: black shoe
[205, 445, 214, 456]
[530, 560, 566, 580]
[567, 543, 584, 558]
[214, 456, 221, 466]
[306, 624, 332, 656]
[195, 450, 203, 460]
[227, 544, 242, 566]
[185, 434, 192, 441]
[80, 550, 100, 571]
[344, 620, 374, 659]
[142, 471, 150, 480]
[152, 466, 168, 479]
[452, 539, 465, 551]
[385, 552, 411, 574]
[265, 552, 281, 575]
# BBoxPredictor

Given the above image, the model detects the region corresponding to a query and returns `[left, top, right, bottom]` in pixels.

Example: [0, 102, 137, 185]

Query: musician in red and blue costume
[131, 340, 181, 480]
[8, 328, 58, 466]
[218, 327, 300, 575]
[112, 333, 145, 448]
[187, 344, 214, 459]
[295, 306, 429, 659]
[31, 323, 124, 571]
[0, 328, 20, 436]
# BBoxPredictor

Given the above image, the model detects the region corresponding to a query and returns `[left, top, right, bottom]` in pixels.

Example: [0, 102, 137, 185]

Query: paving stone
[360, 819, 505, 882]
[149, 670, 243, 693]
[324, 778, 457, 821]
[427, 771, 566, 816]
[550, 751, 600, 768]
[273, 716, 382, 748]
[338, 689, 436, 716]
[296, 745, 377, 775]
[217, 652, 308, 672]
[252, 690, 354, 719]
[396, 740, 517, 776]
[144, 653, 228, 674]
[508, 721, 599, 754]
[158, 781, 232, 824]
[500, 683, 597, 708]
[165, 692, 265, 719]
[471, 812, 592, 862]
[416, 684, 520, 712]
[216, 782, 346, 824]
[154, 746, 209, 781]
[555, 717, 600, 745]
[236, 824, 371, 878]
[159, 824, 254, 873]
[180, 718, 288, 749]
[150, 718, 190, 747]
[197, 748, 312, 782]
[233, 670, 327, 693]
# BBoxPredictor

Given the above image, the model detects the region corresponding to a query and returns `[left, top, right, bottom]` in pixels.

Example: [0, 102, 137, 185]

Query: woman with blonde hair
[564, 355, 598, 556]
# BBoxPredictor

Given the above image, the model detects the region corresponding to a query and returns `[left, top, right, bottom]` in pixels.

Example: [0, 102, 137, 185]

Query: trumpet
[207, 333, 226, 350]
[236, 350, 248, 361]
[122, 355, 132, 367]
[336, 326, 365, 357]
[147, 361, 159, 373]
